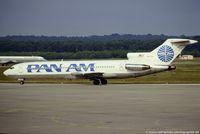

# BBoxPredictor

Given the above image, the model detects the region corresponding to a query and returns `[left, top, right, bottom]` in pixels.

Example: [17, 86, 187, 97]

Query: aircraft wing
[71, 72, 104, 79]
[0, 60, 17, 64]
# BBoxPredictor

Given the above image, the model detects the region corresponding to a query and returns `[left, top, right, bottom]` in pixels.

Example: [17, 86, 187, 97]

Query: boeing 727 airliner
[3, 39, 198, 85]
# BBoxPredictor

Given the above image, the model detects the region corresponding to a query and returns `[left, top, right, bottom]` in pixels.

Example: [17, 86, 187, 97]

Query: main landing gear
[18, 78, 25, 85]
[92, 78, 107, 85]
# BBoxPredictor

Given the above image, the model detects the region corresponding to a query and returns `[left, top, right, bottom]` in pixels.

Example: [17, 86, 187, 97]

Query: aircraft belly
[103, 72, 134, 79]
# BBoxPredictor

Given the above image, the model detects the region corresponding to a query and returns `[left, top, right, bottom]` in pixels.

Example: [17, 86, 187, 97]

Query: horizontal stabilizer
[171, 39, 190, 43]
[170, 39, 198, 45]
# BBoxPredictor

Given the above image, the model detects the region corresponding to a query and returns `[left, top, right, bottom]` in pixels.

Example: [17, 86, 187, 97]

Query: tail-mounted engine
[125, 64, 150, 71]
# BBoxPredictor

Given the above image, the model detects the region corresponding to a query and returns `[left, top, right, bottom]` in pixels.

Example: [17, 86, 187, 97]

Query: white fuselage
[3, 60, 171, 79]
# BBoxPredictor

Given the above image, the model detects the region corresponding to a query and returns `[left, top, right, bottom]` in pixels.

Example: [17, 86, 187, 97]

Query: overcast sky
[0, 0, 200, 36]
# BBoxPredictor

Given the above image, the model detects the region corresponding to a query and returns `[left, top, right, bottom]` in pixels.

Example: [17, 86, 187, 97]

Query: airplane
[3, 39, 198, 85]
[0, 56, 46, 66]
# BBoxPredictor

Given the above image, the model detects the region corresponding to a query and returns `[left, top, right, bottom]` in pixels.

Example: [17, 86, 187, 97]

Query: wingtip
[190, 39, 198, 44]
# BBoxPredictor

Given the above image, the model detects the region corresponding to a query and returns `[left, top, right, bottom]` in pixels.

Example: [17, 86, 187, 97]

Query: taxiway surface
[0, 84, 200, 134]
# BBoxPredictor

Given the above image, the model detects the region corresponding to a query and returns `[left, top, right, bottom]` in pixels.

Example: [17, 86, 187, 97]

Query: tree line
[0, 35, 199, 59]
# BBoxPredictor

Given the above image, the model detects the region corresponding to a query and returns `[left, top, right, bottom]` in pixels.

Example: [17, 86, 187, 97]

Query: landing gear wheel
[92, 78, 107, 85]
[20, 81, 24, 85]
[18, 78, 25, 85]
[101, 79, 107, 85]
[93, 79, 100, 85]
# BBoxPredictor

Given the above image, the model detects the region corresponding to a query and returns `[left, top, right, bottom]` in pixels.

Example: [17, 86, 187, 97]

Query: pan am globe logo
[157, 45, 174, 62]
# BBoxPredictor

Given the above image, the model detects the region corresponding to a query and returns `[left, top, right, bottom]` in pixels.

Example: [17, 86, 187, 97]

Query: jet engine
[125, 64, 150, 71]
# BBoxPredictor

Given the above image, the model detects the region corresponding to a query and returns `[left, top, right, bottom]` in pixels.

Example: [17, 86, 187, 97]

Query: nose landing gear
[18, 78, 25, 85]
[20, 81, 24, 85]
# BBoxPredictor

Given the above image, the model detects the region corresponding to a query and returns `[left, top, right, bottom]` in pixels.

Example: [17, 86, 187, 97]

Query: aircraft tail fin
[127, 39, 198, 65]
[150, 39, 198, 65]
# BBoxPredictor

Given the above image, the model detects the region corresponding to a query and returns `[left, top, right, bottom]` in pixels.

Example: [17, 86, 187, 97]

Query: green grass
[1, 59, 200, 84]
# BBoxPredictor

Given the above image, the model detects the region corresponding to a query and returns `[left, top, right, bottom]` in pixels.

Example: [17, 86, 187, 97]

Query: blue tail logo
[157, 45, 174, 62]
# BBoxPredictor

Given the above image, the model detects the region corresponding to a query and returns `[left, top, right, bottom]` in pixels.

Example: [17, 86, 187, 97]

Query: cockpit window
[9, 67, 14, 69]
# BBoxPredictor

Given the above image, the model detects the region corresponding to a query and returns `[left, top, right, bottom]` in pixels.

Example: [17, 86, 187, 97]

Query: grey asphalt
[0, 84, 200, 134]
